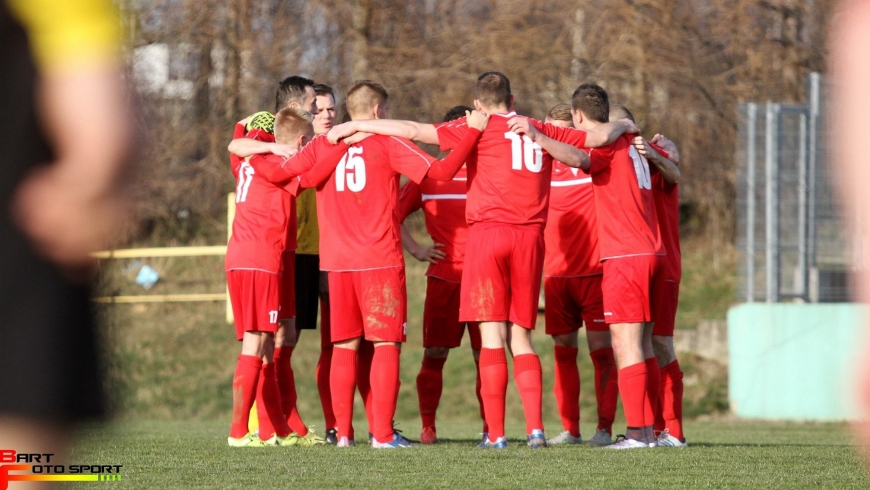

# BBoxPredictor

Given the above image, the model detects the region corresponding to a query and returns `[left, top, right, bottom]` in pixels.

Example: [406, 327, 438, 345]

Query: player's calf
[551, 332, 581, 441]
[416, 347, 449, 444]
[610, 322, 656, 447]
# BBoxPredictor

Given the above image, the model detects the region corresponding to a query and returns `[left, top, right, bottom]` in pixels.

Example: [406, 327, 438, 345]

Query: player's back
[399, 167, 469, 282]
[545, 160, 600, 277]
[229, 111, 298, 252]
[587, 134, 662, 260]
[226, 156, 292, 273]
[652, 170, 680, 280]
[438, 112, 552, 226]
[317, 134, 433, 272]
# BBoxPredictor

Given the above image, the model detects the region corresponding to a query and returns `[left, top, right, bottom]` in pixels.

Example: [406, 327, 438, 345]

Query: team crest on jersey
[246, 111, 275, 134]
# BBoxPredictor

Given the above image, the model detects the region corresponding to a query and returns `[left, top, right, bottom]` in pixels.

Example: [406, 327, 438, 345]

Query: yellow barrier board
[93, 294, 226, 304]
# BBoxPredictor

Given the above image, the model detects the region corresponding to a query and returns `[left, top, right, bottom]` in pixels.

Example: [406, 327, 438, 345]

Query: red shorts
[328, 267, 407, 343]
[424, 276, 482, 349]
[459, 223, 544, 329]
[279, 251, 296, 320]
[544, 275, 607, 335]
[601, 255, 659, 324]
[652, 277, 680, 336]
[227, 269, 280, 341]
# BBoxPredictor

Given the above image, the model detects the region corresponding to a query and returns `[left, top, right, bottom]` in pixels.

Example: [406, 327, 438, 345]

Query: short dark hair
[609, 103, 635, 123]
[443, 105, 473, 122]
[275, 76, 314, 112]
[476, 71, 511, 108]
[346, 79, 388, 118]
[313, 83, 335, 100]
[571, 83, 609, 123]
[546, 103, 573, 122]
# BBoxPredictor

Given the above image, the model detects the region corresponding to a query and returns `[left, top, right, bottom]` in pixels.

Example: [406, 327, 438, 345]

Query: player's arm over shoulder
[329, 119, 440, 146]
[636, 138, 680, 184]
[582, 119, 639, 148]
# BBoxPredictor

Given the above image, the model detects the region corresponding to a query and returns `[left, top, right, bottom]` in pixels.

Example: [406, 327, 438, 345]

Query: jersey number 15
[336, 147, 366, 192]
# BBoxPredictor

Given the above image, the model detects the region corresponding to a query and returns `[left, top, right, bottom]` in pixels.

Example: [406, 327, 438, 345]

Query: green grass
[66, 420, 869, 489]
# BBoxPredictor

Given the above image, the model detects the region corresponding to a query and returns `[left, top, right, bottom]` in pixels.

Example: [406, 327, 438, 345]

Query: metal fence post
[797, 111, 809, 300]
[807, 72, 820, 275]
[765, 102, 781, 303]
[746, 103, 757, 302]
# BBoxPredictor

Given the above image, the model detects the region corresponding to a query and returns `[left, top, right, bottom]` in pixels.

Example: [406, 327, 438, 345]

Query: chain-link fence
[736, 73, 851, 303]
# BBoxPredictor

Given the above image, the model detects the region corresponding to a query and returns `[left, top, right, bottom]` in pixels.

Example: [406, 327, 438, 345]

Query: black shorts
[294, 254, 321, 330]
[0, 228, 104, 423]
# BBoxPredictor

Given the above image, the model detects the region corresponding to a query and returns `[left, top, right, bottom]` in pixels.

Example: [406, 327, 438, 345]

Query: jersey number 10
[336, 147, 367, 192]
[504, 132, 543, 173]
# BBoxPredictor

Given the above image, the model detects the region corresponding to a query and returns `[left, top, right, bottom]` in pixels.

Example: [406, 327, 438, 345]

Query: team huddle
[224, 71, 686, 450]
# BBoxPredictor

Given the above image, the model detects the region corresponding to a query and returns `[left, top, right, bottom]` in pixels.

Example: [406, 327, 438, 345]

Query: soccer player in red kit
[310, 80, 489, 448]
[609, 104, 686, 448]
[398, 105, 486, 444]
[645, 134, 686, 447]
[225, 107, 348, 447]
[513, 85, 664, 449]
[541, 104, 618, 447]
[228, 76, 324, 443]
[327, 72, 635, 448]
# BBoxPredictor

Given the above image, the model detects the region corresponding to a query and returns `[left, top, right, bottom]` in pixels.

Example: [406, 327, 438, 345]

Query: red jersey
[397, 167, 469, 283]
[229, 136, 349, 273]
[316, 135, 439, 271]
[544, 160, 601, 277]
[436, 112, 564, 226]
[650, 145, 681, 281]
[230, 112, 297, 251]
[585, 134, 663, 260]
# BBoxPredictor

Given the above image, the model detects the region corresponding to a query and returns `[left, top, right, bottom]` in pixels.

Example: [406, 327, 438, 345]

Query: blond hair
[546, 103, 573, 122]
[346, 80, 388, 119]
[274, 107, 314, 144]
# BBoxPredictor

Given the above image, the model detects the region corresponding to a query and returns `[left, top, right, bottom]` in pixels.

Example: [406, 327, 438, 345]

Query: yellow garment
[8, 0, 121, 70]
[296, 188, 319, 255]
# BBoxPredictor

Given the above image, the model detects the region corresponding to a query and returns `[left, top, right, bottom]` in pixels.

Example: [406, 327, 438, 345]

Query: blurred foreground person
[0, 0, 134, 487]
[831, 0, 870, 455]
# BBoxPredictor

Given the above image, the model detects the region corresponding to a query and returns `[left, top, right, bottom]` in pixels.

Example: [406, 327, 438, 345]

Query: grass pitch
[67, 420, 868, 489]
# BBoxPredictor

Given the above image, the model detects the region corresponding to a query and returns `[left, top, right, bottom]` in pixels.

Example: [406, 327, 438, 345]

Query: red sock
[316, 345, 336, 429]
[416, 355, 446, 429]
[514, 353, 544, 434]
[618, 362, 648, 428]
[479, 348, 508, 441]
[660, 360, 685, 440]
[273, 346, 293, 415]
[474, 356, 488, 433]
[274, 347, 308, 436]
[645, 357, 660, 429]
[553, 346, 580, 437]
[230, 355, 262, 438]
[590, 347, 618, 434]
[371, 345, 401, 443]
[330, 347, 357, 440]
[257, 362, 291, 439]
[357, 340, 375, 432]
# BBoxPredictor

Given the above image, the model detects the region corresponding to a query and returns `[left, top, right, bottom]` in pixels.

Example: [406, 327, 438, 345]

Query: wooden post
[226, 192, 236, 324]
